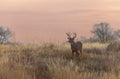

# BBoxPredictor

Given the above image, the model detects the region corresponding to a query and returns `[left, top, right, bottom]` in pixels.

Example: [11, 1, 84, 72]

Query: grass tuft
[0, 42, 120, 79]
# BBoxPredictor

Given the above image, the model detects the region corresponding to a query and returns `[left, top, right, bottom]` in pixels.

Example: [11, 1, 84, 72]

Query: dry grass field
[0, 41, 120, 79]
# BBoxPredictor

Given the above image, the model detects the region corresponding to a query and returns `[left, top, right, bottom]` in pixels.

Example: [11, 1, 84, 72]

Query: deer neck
[70, 41, 76, 46]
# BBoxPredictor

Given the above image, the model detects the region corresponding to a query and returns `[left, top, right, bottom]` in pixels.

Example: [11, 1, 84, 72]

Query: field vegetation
[0, 41, 120, 79]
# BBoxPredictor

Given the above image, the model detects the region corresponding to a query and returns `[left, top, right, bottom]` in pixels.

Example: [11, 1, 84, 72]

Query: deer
[66, 33, 83, 57]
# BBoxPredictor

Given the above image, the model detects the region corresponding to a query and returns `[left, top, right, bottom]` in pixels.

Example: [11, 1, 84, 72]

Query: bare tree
[92, 22, 114, 43]
[114, 30, 120, 40]
[0, 26, 12, 44]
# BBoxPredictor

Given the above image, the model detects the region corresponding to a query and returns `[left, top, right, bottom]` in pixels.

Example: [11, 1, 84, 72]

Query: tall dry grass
[0, 42, 120, 79]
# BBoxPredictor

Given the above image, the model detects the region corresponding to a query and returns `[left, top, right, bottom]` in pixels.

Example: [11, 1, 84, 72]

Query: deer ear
[67, 37, 70, 39]
[72, 33, 77, 39]
[66, 32, 71, 38]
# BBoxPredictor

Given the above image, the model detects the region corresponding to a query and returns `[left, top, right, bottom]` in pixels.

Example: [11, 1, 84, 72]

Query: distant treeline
[82, 22, 120, 43]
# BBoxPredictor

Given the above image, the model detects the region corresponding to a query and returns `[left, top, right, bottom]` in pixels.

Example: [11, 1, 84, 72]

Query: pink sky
[0, 0, 120, 43]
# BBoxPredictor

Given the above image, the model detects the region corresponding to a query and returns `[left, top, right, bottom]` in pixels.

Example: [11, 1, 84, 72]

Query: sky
[0, 0, 120, 43]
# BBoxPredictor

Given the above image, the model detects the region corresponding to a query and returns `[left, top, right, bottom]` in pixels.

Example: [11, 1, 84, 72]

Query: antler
[72, 33, 77, 39]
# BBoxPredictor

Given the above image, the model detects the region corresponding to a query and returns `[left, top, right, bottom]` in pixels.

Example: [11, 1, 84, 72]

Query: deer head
[66, 32, 77, 43]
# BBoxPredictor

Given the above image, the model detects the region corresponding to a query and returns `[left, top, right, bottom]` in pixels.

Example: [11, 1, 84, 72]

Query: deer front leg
[72, 50, 75, 56]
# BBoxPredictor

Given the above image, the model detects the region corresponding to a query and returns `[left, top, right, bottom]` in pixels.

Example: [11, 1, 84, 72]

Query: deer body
[66, 33, 82, 56]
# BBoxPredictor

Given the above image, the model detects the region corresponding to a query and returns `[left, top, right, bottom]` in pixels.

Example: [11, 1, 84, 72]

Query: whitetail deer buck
[66, 33, 82, 57]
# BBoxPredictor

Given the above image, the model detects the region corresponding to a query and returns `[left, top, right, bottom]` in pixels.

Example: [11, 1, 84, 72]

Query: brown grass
[107, 41, 120, 52]
[0, 42, 120, 79]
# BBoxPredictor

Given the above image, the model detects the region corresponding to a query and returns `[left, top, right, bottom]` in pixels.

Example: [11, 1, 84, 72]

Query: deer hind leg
[80, 49, 82, 55]
[76, 51, 79, 57]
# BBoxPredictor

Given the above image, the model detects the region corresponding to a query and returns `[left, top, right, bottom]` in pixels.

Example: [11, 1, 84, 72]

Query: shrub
[83, 48, 102, 55]
[25, 61, 51, 79]
[107, 41, 120, 52]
